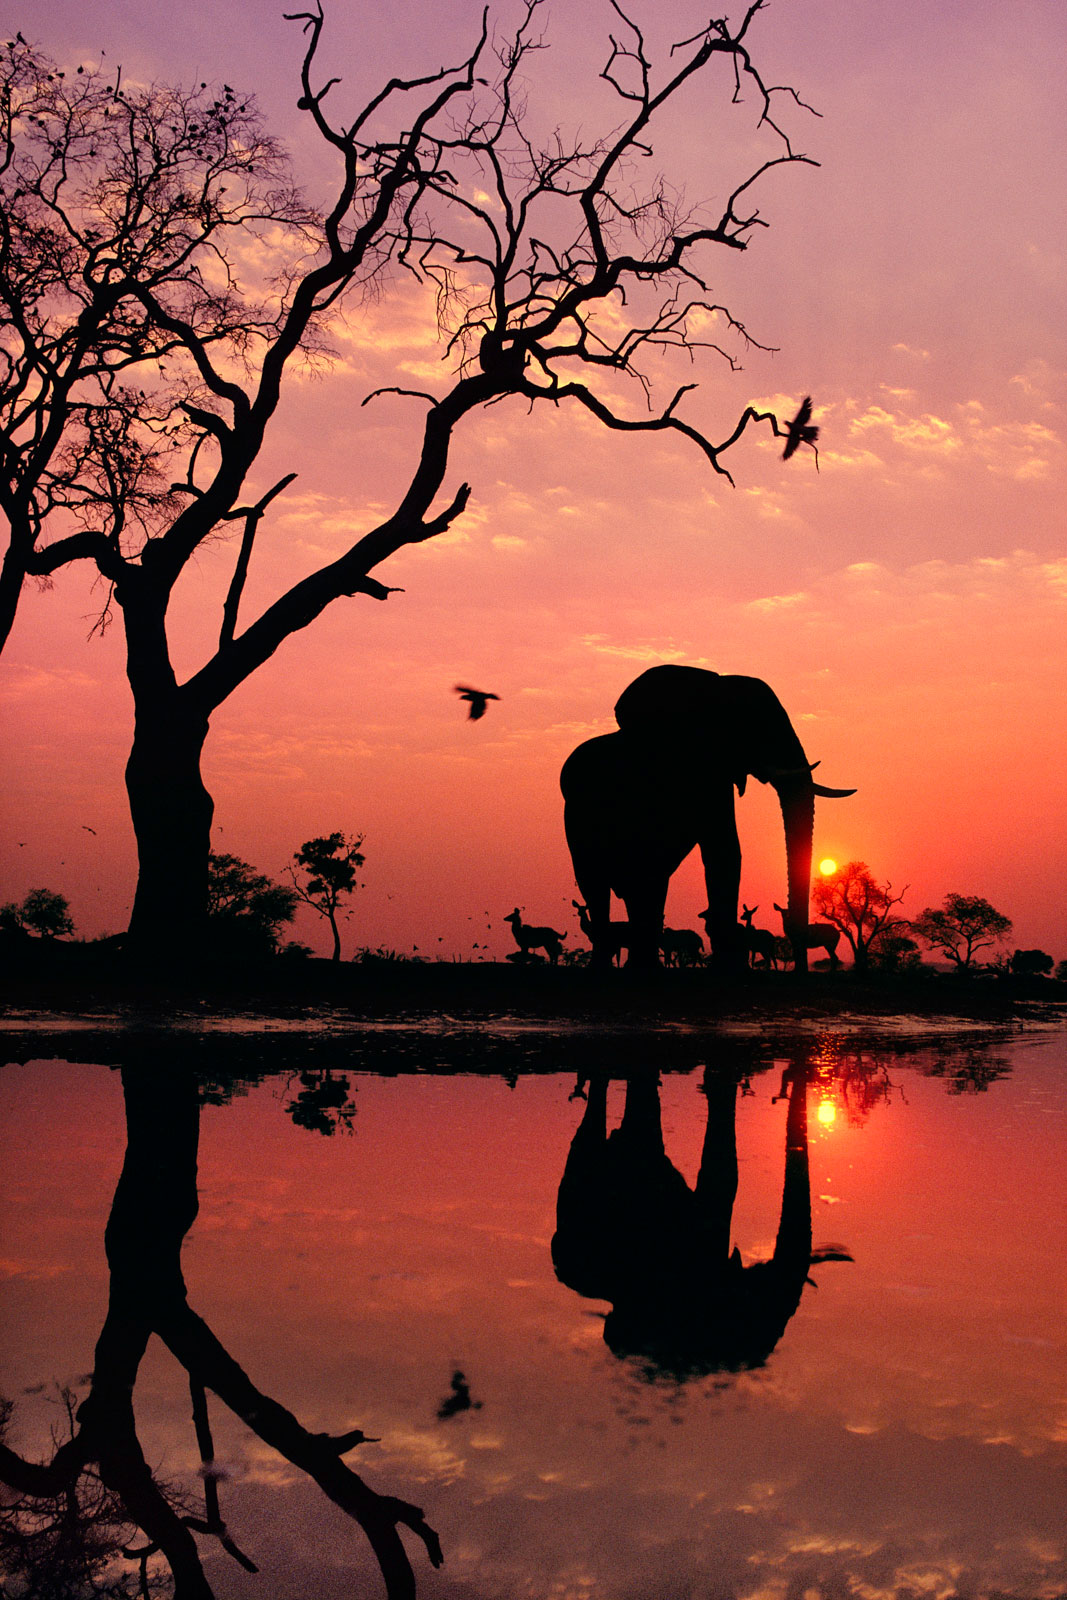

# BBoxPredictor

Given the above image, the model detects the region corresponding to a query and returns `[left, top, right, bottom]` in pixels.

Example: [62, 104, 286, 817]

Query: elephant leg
[694, 1068, 739, 1260]
[698, 788, 746, 972]
[569, 847, 615, 970]
[620, 872, 669, 969]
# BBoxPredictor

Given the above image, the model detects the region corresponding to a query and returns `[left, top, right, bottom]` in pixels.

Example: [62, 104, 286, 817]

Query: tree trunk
[327, 908, 342, 962]
[0, 538, 27, 657]
[125, 702, 214, 963]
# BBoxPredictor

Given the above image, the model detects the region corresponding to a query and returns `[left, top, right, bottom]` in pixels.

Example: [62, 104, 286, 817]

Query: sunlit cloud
[850, 406, 960, 453]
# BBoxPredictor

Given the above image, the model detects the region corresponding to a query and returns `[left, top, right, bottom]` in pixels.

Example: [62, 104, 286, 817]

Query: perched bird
[781, 395, 819, 461]
[455, 684, 500, 721]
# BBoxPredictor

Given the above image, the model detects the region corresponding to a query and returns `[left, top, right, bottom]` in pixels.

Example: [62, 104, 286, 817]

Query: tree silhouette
[911, 893, 1013, 971]
[0, 11, 820, 962]
[811, 861, 907, 973]
[288, 832, 365, 961]
[205, 851, 298, 957]
[0, 886, 75, 939]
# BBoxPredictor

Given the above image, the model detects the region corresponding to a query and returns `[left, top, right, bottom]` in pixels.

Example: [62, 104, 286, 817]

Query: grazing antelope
[773, 903, 841, 967]
[505, 908, 567, 965]
[659, 927, 704, 967]
[572, 901, 630, 966]
[739, 904, 778, 970]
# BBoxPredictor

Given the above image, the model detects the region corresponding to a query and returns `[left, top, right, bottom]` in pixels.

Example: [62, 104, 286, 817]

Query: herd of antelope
[503, 903, 842, 969]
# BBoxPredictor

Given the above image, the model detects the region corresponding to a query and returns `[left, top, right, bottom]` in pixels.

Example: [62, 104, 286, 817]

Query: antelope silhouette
[504, 908, 566, 964]
[572, 900, 629, 965]
[773, 903, 840, 966]
[659, 927, 704, 967]
[737, 903, 777, 969]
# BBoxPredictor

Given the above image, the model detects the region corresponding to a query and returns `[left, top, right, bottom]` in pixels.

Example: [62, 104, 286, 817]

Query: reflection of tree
[0, 1389, 174, 1598]
[285, 1068, 357, 1136]
[808, 1038, 900, 1127]
[0, 1067, 440, 1599]
[924, 1045, 1012, 1094]
[552, 1056, 852, 1379]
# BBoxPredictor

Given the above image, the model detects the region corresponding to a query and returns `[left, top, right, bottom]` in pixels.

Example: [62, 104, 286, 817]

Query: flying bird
[781, 395, 819, 461]
[455, 684, 500, 721]
[81, 824, 97, 835]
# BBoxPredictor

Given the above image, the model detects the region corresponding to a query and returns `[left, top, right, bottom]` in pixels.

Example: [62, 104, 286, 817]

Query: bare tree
[812, 861, 908, 973]
[1, 5, 820, 960]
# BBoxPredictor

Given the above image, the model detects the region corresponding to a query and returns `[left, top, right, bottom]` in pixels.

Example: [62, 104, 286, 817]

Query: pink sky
[1, 0, 1065, 960]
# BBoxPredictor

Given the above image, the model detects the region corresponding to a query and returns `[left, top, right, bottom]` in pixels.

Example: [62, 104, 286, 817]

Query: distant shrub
[1, 888, 75, 939]
[351, 945, 423, 965]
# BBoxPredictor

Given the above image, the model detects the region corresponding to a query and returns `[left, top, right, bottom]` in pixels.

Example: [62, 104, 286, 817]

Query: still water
[2, 1025, 1065, 1599]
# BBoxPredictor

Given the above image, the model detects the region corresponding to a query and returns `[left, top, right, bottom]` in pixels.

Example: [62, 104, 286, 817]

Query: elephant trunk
[775, 776, 815, 973]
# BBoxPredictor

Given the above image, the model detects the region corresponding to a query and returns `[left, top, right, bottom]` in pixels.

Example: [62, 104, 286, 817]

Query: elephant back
[614, 665, 809, 786]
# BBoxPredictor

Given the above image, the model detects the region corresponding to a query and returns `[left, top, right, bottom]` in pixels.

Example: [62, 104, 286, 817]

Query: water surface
[2, 1026, 1065, 1599]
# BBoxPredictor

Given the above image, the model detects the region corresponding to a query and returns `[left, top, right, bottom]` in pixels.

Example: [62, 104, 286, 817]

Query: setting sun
[819, 858, 839, 877]
[817, 1100, 838, 1126]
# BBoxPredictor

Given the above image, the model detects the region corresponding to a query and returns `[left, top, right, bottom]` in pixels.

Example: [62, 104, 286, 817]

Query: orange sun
[818, 858, 838, 876]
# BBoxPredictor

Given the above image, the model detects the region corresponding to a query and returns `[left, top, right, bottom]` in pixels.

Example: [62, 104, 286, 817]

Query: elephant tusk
[812, 783, 857, 798]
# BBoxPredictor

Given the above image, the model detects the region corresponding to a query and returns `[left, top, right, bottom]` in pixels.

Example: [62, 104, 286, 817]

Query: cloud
[746, 591, 809, 614]
[850, 406, 960, 453]
[579, 634, 689, 662]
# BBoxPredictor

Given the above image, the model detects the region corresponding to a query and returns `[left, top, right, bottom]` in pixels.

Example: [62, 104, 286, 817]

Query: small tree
[289, 832, 364, 961]
[911, 894, 1013, 972]
[205, 851, 298, 956]
[868, 928, 921, 974]
[812, 862, 907, 973]
[0, 887, 75, 939]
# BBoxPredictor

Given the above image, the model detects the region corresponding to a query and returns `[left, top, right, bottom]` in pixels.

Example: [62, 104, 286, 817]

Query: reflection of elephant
[560, 665, 854, 969]
[551, 1060, 851, 1377]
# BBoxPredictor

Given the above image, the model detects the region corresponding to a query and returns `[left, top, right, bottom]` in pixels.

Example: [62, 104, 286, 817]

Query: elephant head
[561, 664, 853, 970]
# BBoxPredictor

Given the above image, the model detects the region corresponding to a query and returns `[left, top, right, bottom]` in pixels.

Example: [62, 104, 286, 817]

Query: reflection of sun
[819, 858, 838, 876]
[817, 1099, 837, 1126]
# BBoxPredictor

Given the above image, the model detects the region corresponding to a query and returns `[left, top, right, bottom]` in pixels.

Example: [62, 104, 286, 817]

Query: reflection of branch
[188, 1378, 259, 1573]
[159, 1304, 443, 1598]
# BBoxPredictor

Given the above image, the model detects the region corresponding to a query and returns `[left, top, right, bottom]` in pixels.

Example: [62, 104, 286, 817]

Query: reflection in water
[0, 1065, 440, 1599]
[1, 1031, 1064, 1600]
[553, 1057, 853, 1377]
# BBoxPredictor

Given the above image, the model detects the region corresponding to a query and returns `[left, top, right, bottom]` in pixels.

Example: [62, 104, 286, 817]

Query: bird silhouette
[455, 684, 500, 720]
[436, 1370, 481, 1419]
[782, 395, 819, 461]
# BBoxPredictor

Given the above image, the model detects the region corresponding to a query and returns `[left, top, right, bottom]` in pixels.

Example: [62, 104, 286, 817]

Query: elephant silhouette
[560, 664, 854, 969]
[551, 1057, 851, 1377]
